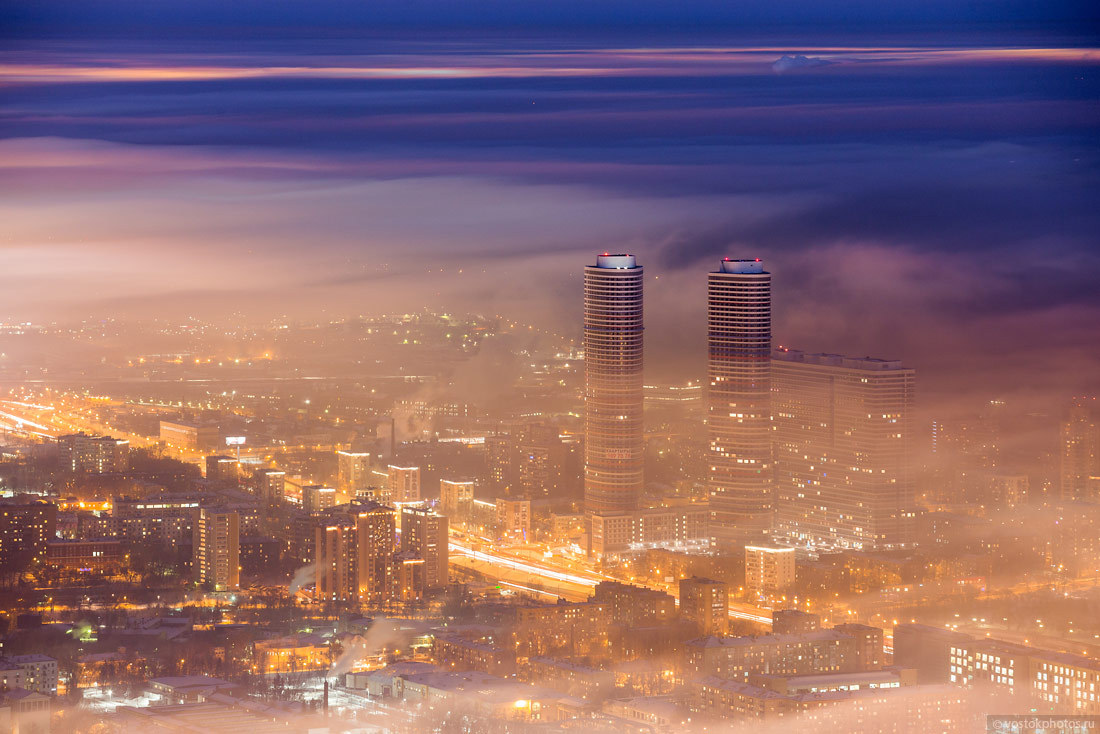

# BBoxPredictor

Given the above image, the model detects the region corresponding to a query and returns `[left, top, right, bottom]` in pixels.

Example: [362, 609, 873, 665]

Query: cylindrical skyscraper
[707, 258, 773, 548]
[584, 253, 644, 514]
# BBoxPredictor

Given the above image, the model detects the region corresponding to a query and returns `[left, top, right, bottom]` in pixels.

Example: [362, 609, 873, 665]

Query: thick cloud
[0, 31, 1098, 412]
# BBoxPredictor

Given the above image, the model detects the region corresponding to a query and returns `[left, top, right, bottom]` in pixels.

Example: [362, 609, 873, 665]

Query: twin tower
[583, 253, 772, 547]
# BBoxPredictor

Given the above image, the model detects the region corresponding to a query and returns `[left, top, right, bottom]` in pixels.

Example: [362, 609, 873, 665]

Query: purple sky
[2, 4, 1099, 408]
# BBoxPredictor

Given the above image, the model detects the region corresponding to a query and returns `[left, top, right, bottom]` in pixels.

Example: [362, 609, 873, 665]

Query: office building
[401, 504, 448, 589]
[745, 545, 795, 598]
[159, 420, 220, 451]
[584, 253, 644, 514]
[57, 433, 129, 474]
[707, 258, 773, 549]
[388, 465, 422, 503]
[1060, 397, 1099, 502]
[773, 349, 917, 551]
[680, 577, 729, 636]
[192, 508, 240, 591]
[588, 506, 709, 559]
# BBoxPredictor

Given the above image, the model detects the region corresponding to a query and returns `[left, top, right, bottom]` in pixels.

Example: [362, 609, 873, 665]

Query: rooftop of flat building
[529, 657, 607, 674]
[593, 253, 639, 269]
[753, 668, 910, 687]
[772, 348, 910, 371]
[149, 675, 234, 690]
[716, 258, 767, 275]
[688, 629, 849, 648]
[3, 654, 56, 664]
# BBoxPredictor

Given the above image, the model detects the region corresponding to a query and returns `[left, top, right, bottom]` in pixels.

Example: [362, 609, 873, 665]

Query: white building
[745, 545, 795, 598]
[1, 655, 58, 696]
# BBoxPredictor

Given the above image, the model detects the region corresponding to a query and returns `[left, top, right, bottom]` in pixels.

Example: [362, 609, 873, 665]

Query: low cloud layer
[0, 33, 1097, 412]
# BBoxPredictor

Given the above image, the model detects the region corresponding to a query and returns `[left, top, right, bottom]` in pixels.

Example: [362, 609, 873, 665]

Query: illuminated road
[449, 533, 775, 627]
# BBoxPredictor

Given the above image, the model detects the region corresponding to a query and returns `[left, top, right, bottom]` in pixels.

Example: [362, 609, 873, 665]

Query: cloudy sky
[2, 0, 1098, 406]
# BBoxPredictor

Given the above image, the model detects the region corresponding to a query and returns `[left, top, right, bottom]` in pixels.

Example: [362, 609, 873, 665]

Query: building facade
[58, 433, 129, 474]
[773, 349, 917, 551]
[315, 500, 396, 605]
[584, 253, 644, 514]
[680, 577, 729, 636]
[388, 465, 422, 503]
[1059, 397, 1099, 502]
[192, 508, 240, 591]
[707, 258, 773, 549]
[401, 504, 448, 589]
[745, 545, 796, 598]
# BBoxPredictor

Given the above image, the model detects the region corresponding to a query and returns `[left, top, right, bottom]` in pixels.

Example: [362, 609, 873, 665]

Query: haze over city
[0, 1, 1098, 733]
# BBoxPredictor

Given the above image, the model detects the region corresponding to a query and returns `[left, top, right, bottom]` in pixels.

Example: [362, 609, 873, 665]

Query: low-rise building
[593, 582, 676, 627]
[147, 675, 239, 703]
[1, 655, 58, 696]
[45, 538, 125, 572]
[253, 635, 329, 675]
[683, 626, 884, 680]
[589, 506, 709, 558]
[895, 623, 1100, 715]
[431, 632, 516, 677]
[513, 601, 611, 658]
[524, 658, 614, 700]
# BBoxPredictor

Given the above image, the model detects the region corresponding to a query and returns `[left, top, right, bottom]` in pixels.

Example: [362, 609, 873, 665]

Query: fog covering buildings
[1, 4, 1098, 726]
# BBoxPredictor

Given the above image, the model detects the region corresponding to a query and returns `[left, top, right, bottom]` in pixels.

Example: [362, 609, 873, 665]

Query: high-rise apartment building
[1059, 397, 1100, 502]
[0, 500, 57, 575]
[302, 485, 337, 515]
[439, 479, 475, 524]
[337, 451, 373, 495]
[204, 455, 238, 483]
[679, 577, 729, 636]
[388, 465, 421, 503]
[192, 508, 240, 591]
[315, 500, 396, 605]
[772, 349, 916, 551]
[400, 504, 448, 589]
[516, 421, 563, 498]
[485, 434, 514, 495]
[745, 545, 795, 598]
[584, 253, 644, 514]
[58, 433, 129, 474]
[390, 551, 428, 602]
[707, 258, 773, 548]
[256, 469, 286, 506]
[496, 497, 531, 541]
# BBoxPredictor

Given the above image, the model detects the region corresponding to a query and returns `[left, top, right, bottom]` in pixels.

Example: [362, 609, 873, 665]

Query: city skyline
[1, 1, 1098, 732]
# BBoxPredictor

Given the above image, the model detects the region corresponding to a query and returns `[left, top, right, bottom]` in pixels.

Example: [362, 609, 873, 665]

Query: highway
[449, 532, 774, 626]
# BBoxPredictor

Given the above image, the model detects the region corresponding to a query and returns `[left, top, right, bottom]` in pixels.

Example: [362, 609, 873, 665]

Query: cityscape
[2, 1, 1099, 734]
